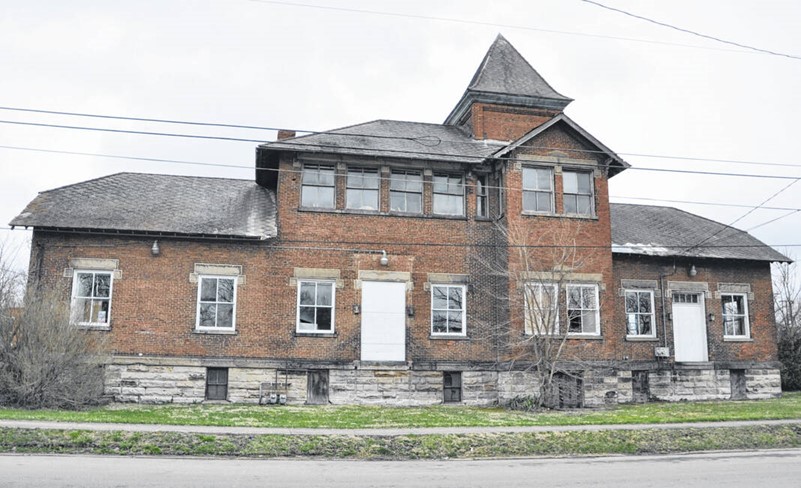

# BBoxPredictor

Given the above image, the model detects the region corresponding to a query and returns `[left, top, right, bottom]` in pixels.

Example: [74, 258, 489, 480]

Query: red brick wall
[469, 103, 559, 141]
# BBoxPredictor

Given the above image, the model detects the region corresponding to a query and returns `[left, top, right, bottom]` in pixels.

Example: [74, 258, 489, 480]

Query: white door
[361, 281, 406, 361]
[672, 293, 708, 362]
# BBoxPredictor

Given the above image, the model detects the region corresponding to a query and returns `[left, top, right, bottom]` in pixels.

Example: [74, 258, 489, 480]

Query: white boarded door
[361, 281, 406, 361]
[672, 293, 709, 362]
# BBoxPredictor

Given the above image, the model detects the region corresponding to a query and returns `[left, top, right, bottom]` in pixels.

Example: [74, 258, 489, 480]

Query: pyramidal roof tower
[445, 34, 573, 141]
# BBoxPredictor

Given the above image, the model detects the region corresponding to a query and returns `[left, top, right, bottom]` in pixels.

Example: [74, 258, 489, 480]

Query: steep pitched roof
[10, 173, 276, 240]
[445, 34, 572, 125]
[611, 203, 789, 262]
[260, 119, 504, 163]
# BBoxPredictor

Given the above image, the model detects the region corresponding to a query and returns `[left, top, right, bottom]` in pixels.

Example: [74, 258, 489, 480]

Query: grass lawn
[0, 392, 799, 429]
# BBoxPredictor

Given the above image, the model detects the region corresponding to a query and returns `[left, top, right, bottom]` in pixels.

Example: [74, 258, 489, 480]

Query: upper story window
[389, 170, 423, 214]
[522, 167, 553, 213]
[722, 293, 750, 338]
[524, 282, 559, 335]
[432, 174, 464, 216]
[346, 168, 379, 211]
[196, 276, 237, 330]
[301, 164, 335, 209]
[431, 284, 466, 336]
[476, 175, 488, 218]
[71, 270, 112, 326]
[563, 170, 594, 216]
[566, 284, 600, 335]
[297, 280, 335, 333]
[625, 289, 655, 338]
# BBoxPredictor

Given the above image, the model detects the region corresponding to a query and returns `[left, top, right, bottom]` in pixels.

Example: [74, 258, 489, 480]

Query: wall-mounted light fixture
[352, 304, 361, 315]
[708, 312, 716, 322]
[151, 240, 160, 256]
[688, 264, 697, 277]
[379, 250, 389, 266]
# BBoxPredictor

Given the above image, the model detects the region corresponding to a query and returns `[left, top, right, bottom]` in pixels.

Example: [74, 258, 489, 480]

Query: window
[722, 293, 750, 337]
[522, 167, 553, 213]
[432, 174, 464, 216]
[524, 283, 559, 335]
[389, 170, 423, 214]
[566, 284, 600, 335]
[443, 372, 462, 403]
[563, 170, 594, 216]
[196, 276, 237, 330]
[297, 281, 335, 333]
[205, 367, 228, 401]
[673, 292, 700, 303]
[431, 284, 466, 335]
[346, 168, 379, 211]
[71, 271, 113, 326]
[625, 290, 655, 337]
[301, 164, 335, 208]
[476, 175, 488, 218]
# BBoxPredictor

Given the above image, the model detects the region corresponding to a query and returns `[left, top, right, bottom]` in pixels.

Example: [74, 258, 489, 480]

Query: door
[361, 281, 406, 361]
[672, 292, 708, 362]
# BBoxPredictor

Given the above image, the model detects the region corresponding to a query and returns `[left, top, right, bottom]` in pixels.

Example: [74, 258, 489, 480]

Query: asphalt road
[2, 450, 800, 487]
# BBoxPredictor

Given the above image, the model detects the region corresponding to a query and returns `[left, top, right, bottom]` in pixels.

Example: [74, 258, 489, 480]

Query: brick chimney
[277, 129, 296, 141]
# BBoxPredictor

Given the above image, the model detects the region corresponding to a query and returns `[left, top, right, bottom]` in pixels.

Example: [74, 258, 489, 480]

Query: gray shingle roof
[10, 173, 276, 239]
[261, 119, 503, 163]
[611, 203, 789, 262]
[466, 34, 572, 103]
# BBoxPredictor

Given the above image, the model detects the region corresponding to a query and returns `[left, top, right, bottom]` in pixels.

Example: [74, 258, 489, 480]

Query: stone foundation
[103, 356, 782, 406]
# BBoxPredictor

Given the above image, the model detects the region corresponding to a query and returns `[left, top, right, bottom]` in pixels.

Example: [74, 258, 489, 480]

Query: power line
[579, 0, 801, 61]
[0, 225, 797, 250]
[3, 143, 801, 186]
[4, 106, 801, 170]
[247, 0, 753, 55]
[611, 195, 801, 213]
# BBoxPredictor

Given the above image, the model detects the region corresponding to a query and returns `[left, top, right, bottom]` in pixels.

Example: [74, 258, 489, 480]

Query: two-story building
[11, 35, 786, 406]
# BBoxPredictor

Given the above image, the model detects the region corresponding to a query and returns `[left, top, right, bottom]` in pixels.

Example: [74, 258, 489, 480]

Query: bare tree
[473, 220, 593, 409]
[774, 257, 801, 391]
[0, 240, 108, 409]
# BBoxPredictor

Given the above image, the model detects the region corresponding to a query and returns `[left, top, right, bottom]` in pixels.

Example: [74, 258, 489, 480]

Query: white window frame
[721, 292, 750, 338]
[389, 170, 423, 214]
[195, 275, 238, 331]
[432, 174, 465, 216]
[346, 167, 380, 211]
[624, 289, 656, 338]
[476, 174, 488, 218]
[566, 284, 601, 336]
[70, 270, 113, 327]
[431, 284, 467, 336]
[296, 280, 336, 334]
[522, 166, 554, 214]
[524, 282, 559, 335]
[301, 164, 336, 209]
[562, 170, 595, 217]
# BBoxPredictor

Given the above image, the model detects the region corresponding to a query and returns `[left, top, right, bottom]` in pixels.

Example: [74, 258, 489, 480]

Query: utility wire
[4, 106, 801, 170]
[3, 143, 801, 185]
[247, 0, 752, 55]
[579, 0, 801, 61]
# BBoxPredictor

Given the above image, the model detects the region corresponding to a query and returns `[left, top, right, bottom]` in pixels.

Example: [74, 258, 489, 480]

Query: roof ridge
[39, 172, 253, 195]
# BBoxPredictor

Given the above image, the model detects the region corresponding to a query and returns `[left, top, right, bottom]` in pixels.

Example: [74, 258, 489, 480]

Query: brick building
[11, 35, 787, 406]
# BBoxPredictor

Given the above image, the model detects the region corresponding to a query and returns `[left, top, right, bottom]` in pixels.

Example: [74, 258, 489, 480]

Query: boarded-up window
[549, 372, 583, 409]
[307, 370, 329, 405]
[205, 368, 228, 401]
[444, 372, 462, 403]
[730, 369, 747, 400]
[632, 370, 650, 403]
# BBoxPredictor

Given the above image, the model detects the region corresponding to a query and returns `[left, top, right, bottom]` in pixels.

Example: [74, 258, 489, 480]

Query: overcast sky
[2, 0, 800, 272]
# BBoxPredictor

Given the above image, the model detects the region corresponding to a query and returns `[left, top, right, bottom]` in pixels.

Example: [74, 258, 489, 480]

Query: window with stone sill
[722, 293, 750, 338]
[70, 270, 113, 326]
[297, 280, 335, 333]
[431, 284, 466, 336]
[389, 170, 423, 214]
[524, 282, 559, 335]
[625, 289, 655, 338]
[522, 166, 554, 213]
[346, 167, 379, 211]
[562, 170, 594, 216]
[566, 284, 600, 335]
[301, 164, 335, 209]
[432, 174, 465, 216]
[196, 276, 237, 331]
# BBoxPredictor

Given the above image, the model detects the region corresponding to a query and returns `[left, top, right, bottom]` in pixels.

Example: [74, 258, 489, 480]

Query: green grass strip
[3, 424, 801, 459]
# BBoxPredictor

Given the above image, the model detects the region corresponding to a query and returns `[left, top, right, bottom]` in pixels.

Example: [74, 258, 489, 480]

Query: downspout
[658, 261, 677, 350]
